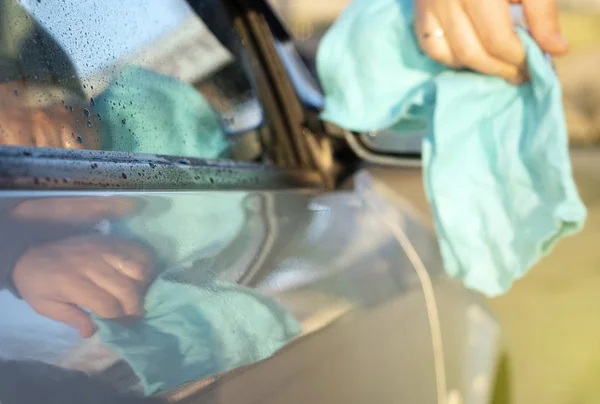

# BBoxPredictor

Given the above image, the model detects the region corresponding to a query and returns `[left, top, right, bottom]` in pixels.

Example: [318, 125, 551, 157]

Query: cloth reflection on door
[93, 278, 302, 395]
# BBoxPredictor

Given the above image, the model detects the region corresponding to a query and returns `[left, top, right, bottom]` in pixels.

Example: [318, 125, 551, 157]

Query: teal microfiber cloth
[94, 66, 229, 159]
[93, 279, 301, 395]
[317, 0, 587, 296]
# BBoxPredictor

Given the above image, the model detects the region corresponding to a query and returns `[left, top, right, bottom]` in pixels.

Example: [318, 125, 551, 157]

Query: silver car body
[0, 0, 502, 403]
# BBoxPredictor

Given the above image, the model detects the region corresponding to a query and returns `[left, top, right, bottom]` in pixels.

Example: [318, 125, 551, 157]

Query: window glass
[0, 0, 264, 161]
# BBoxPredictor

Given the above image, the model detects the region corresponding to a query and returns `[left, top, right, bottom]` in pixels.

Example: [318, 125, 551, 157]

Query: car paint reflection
[0, 173, 435, 396]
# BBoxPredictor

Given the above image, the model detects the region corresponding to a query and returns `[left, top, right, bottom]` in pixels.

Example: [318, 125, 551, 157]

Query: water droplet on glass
[77, 136, 84, 144]
[87, 120, 93, 128]
[121, 119, 126, 125]
[83, 108, 90, 117]
[13, 89, 18, 96]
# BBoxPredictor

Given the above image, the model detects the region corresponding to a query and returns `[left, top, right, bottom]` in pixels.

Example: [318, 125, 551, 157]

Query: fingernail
[80, 327, 95, 338]
[552, 34, 569, 48]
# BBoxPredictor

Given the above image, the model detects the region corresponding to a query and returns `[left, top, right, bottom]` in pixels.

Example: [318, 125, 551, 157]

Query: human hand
[0, 82, 99, 149]
[11, 236, 153, 338]
[413, 0, 568, 84]
[0, 105, 100, 149]
[11, 197, 139, 223]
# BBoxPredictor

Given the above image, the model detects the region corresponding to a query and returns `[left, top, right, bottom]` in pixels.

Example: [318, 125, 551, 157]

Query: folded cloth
[93, 279, 301, 395]
[94, 66, 229, 159]
[317, 0, 587, 296]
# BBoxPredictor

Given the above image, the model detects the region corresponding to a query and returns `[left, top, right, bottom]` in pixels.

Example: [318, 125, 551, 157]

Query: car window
[0, 0, 264, 161]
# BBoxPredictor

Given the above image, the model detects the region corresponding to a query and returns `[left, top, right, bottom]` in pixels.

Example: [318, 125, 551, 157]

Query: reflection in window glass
[0, 0, 264, 160]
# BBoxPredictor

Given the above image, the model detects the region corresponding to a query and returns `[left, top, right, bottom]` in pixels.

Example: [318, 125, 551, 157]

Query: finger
[30, 299, 96, 338]
[101, 252, 150, 282]
[100, 238, 154, 280]
[63, 278, 126, 319]
[85, 265, 145, 317]
[523, 0, 568, 55]
[463, 0, 527, 68]
[10, 197, 137, 222]
[414, 0, 456, 67]
[436, 3, 525, 82]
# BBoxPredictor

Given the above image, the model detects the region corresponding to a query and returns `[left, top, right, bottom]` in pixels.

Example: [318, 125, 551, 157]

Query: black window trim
[223, 0, 317, 170]
[0, 146, 323, 191]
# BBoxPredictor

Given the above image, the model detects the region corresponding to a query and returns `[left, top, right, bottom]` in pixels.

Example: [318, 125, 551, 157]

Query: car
[0, 0, 505, 403]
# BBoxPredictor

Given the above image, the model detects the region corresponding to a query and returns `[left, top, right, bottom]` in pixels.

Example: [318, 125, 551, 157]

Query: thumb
[30, 299, 97, 338]
[523, 0, 568, 55]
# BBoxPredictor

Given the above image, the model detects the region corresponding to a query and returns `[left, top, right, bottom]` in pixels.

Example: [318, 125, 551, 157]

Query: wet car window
[0, 0, 264, 161]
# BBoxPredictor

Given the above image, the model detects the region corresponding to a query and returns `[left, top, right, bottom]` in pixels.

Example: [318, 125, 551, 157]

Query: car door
[0, 0, 442, 403]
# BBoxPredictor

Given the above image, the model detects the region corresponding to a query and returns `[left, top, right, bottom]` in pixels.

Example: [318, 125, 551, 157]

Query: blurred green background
[269, 1, 600, 403]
